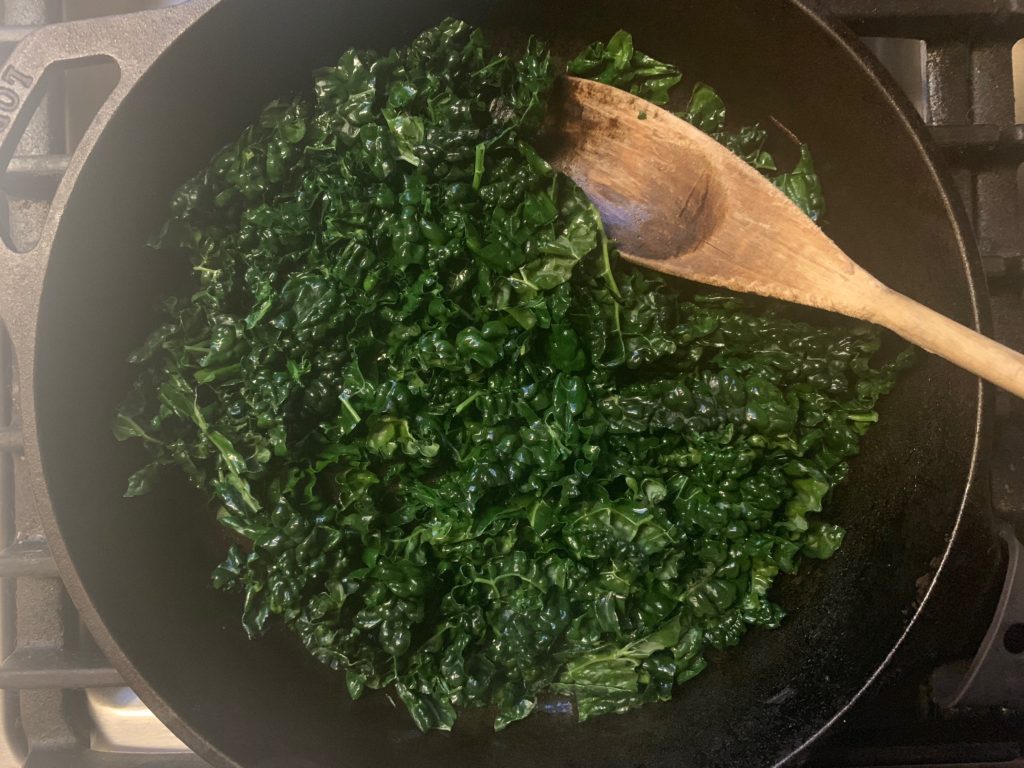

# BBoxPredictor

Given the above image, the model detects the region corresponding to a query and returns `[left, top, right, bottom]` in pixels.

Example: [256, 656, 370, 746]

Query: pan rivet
[1002, 623, 1024, 655]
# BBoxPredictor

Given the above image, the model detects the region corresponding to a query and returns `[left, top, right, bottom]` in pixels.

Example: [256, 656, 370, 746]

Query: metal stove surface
[0, 1, 1022, 766]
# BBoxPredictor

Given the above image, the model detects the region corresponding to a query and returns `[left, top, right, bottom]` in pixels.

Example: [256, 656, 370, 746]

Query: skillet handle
[0, 1, 217, 340]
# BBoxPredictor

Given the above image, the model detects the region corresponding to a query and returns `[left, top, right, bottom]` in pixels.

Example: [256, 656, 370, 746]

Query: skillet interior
[31, 1, 985, 766]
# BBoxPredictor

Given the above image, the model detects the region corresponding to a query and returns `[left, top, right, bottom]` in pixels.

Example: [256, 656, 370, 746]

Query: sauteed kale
[115, 20, 911, 731]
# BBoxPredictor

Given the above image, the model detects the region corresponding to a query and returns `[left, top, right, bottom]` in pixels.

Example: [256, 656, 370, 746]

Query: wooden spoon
[541, 76, 1024, 399]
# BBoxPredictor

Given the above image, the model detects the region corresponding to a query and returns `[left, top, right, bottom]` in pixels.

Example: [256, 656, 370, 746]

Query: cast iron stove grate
[0, 1, 1021, 766]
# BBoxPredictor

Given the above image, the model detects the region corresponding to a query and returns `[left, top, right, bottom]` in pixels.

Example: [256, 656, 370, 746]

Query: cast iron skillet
[0, 1, 999, 766]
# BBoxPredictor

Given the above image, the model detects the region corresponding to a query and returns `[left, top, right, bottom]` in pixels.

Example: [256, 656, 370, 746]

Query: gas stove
[0, 1, 1021, 766]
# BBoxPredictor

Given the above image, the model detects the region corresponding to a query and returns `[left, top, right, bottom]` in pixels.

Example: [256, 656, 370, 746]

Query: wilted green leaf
[114, 19, 908, 734]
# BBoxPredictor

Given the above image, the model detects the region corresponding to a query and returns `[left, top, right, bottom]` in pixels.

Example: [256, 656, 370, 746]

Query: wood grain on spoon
[541, 76, 1024, 399]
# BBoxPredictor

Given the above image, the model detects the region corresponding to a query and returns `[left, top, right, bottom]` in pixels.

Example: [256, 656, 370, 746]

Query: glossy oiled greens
[116, 20, 910, 732]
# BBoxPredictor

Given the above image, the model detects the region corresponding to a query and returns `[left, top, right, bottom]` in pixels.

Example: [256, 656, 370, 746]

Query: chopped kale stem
[115, 20, 913, 731]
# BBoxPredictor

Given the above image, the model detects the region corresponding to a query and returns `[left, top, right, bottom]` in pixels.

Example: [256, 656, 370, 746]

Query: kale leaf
[116, 22, 910, 731]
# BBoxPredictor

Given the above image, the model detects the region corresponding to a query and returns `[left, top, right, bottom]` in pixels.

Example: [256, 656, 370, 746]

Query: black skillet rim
[25, 1, 991, 766]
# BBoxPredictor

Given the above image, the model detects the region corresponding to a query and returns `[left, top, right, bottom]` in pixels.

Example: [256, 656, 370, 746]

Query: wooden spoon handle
[869, 287, 1024, 398]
